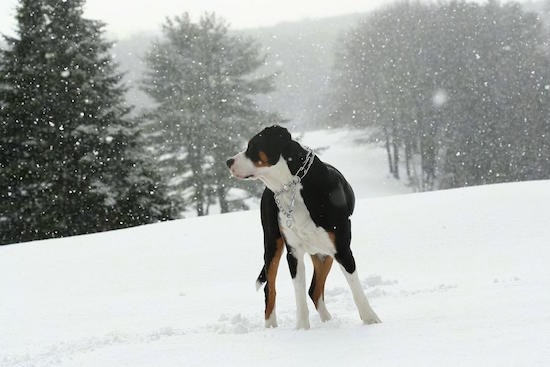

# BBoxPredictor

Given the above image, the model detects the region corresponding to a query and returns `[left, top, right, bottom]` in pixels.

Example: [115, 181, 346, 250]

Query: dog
[226, 125, 381, 329]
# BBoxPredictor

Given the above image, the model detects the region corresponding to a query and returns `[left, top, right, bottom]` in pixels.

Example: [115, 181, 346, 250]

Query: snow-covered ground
[2, 132, 550, 366]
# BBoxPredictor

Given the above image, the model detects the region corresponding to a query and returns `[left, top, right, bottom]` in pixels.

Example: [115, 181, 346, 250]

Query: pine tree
[142, 12, 279, 216]
[0, 0, 174, 245]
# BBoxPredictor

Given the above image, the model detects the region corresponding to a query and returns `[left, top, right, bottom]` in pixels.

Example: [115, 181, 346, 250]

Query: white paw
[265, 312, 278, 328]
[295, 318, 311, 330]
[361, 310, 381, 324]
[320, 311, 332, 323]
[295, 305, 310, 329]
[316, 299, 332, 322]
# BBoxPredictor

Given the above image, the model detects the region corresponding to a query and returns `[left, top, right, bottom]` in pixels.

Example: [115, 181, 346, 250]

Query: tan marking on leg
[265, 238, 285, 320]
[309, 254, 333, 308]
[308, 230, 336, 308]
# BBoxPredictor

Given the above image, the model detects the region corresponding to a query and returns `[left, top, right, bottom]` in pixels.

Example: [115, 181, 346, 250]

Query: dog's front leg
[287, 247, 310, 329]
[260, 189, 285, 328]
[263, 238, 284, 328]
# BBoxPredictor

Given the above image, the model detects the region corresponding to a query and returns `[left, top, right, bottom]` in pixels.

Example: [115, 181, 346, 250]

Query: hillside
[1, 180, 549, 366]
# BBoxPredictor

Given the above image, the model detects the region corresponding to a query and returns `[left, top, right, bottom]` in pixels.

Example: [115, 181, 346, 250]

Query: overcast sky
[0, 0, 391, 38]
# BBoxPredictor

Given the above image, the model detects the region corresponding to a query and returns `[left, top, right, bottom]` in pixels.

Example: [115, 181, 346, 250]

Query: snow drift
[1, 179, 550, 367]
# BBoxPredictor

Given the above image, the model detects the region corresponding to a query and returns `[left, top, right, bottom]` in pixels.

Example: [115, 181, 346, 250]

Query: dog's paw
[265, 312, 278, 328]
[295, 318, 311, 330]
[320, 312, 332, 322]
[316, 299, 332, 322]
[361, 312, 382, 325]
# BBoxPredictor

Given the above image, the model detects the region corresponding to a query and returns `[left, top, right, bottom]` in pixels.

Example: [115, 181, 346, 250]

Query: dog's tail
[255, 266, 267, 291]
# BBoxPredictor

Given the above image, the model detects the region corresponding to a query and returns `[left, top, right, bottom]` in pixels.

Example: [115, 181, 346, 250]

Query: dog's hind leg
[309, 254, 333, 322]
[338, 261, 381, 324]
[287, 247, 310, 329]
[335, 248, 381, 324]
[332, 224, 381, 325]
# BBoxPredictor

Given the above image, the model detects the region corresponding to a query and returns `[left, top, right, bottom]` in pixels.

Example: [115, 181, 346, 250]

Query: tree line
[331, 0, 550, 190]
[0, 0, 275, 245]
[2, 0, 549, 245]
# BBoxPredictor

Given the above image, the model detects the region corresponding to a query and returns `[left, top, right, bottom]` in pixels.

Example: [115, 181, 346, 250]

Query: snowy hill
[2, 179, 550, 366]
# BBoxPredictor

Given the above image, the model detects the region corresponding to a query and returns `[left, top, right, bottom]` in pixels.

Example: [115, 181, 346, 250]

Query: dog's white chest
[277, 186, 335, 256]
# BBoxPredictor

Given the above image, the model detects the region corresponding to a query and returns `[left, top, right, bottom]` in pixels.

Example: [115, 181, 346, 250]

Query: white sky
[0, 0, 391, 38]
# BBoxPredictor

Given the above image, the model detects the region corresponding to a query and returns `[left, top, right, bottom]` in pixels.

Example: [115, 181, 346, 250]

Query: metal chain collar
[274, 147, 315, 228]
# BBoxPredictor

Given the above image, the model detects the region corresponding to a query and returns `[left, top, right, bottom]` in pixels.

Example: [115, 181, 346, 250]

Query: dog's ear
[262, 125, 292, 164]
[267, 125, 291, 146]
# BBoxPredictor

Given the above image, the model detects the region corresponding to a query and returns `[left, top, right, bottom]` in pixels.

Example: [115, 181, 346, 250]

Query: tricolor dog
[226, 125, 381, 329]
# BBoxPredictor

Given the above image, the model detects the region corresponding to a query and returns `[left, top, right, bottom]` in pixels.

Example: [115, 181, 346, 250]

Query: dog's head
[226, 125, 292, 180]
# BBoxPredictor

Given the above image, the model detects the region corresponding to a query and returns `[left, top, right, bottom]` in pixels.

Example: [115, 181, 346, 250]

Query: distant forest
[332, 1, 550, 190]
[111, 13, 364, 128]
[114, 1, 550, 191]
[1, 0, 550, 245]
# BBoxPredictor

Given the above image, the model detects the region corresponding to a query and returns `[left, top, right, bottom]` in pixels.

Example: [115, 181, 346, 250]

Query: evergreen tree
[142, 13, 279, 216]
[0, 0, 174, 245]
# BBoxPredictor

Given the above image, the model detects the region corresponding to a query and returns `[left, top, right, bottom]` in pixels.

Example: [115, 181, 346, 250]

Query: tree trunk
[190, 157, 205, 216]
[392, 140, 400, 179]
[391, 121, 400, 179]
[417, 137, 425, 191]
[218, 186, 229, 213]
[405, 140, 412, 179]
[383, 126, 394, 175]
[195, 189, 205, 216]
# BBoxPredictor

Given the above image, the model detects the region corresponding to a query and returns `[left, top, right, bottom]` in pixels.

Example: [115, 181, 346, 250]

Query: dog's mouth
[235, 174, 255, 180]
[228, 170, 255, 180]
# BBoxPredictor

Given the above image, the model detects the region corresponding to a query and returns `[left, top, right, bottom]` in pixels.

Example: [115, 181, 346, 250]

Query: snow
[2, 134, 550, 366]
[432, 88, 449, 107]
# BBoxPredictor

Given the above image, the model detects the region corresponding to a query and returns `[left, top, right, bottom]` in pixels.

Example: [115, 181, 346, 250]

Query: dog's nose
[226, 158, 235, 168]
